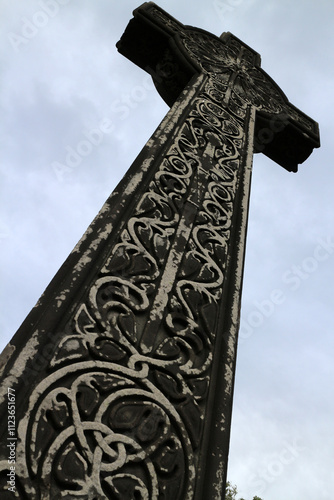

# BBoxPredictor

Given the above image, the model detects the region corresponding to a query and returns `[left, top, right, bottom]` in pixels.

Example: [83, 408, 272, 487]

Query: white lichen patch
[0, 343, 15, 378]
[123, 171, 145, 196]
[73, 253, 92, 273]
[72, 225, 94, 254]
[0, 329, 41, 404]
[213, 456, 225, 499]
[55, 289, 70, 308]
[73, 223, 112, 274]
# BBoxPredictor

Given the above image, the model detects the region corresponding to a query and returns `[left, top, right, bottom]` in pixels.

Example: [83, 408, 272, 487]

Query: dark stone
[0, 3, 319, 499]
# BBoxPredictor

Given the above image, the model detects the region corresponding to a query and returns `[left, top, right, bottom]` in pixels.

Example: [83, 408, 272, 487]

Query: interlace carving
[15, 76, 247, 498]
[1, 5, 319, 498]
[150, 5, 316, 133]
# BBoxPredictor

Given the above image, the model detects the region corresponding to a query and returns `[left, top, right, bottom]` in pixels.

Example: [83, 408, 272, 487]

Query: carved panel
[9, 75, 248, 498]
[149, 6, 284, 114]
[18, 363, 192, 499]
[149, 4, 317, 136]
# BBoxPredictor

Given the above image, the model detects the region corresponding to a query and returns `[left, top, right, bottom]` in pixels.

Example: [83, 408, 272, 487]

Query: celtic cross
[0, 3, 319, 499]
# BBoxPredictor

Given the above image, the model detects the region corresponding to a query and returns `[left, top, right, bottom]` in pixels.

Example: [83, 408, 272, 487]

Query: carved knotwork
[13, 75, 247, 498]
[0, 3, 319, 499]
[149, 4, 318, 136]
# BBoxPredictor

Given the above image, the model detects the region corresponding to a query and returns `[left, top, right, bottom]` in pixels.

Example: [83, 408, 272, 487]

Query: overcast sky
[1, 1, 333, 498]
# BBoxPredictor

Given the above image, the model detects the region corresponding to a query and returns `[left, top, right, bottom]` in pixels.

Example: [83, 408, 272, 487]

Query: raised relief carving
[149, 4, 316, 135]
[19, 364, 193, 499]
[14, 73, 246, 497]
[2, 4, 319, 498]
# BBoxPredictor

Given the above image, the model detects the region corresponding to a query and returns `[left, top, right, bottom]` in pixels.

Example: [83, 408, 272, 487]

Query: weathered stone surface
[0, 3, 319, 499]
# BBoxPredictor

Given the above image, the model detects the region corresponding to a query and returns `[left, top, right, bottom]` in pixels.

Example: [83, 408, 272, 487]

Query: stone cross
[0, 3, 319, 499]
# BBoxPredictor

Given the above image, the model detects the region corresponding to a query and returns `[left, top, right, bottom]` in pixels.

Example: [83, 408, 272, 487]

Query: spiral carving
[8, 74, 247, 498]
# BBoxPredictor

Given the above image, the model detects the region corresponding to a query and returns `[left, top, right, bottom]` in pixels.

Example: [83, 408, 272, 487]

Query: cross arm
[116, 2, 198, 106]
[254, 98, 320, 171]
